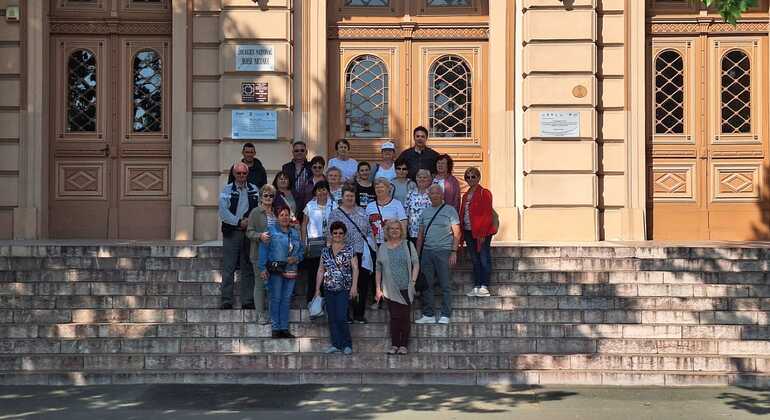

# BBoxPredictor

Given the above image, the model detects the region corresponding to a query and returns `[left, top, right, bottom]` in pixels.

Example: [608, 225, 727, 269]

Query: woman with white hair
[365, 177, 407, 247]
[405, 169, 433, 244]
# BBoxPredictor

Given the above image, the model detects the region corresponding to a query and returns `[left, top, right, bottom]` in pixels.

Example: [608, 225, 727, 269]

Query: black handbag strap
[340, 209, 375, 253]
[420, 204, 446, 255]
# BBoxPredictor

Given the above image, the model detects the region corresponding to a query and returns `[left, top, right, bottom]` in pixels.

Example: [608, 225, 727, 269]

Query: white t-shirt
[328, 157, 359, 181]
[365, 199, 406, 244]
[303, 199, 334, 239]
[374, 163, 397, 181]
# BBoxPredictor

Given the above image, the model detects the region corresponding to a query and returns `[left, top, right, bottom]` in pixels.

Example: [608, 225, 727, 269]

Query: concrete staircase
[1, 242, 769, 387]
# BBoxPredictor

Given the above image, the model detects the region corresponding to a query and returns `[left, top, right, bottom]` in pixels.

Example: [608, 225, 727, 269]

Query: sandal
[397, 346, 408, 355]
[386, 346, 398, 355]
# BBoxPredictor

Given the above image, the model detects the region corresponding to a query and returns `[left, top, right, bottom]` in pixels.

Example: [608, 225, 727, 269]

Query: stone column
[521, 0, 599, 241]
[171, 0, 195, 240]
[301, 0, 327, 158]
[14, 0, 45, 239]
[488, 0, 520, 241]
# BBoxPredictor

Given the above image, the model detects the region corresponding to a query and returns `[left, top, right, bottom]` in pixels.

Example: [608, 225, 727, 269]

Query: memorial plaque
[539, 111, 580, 138]
[232, 110, 278, 140]
[242, 82, 268, 103]
[235, 45, 275, 72]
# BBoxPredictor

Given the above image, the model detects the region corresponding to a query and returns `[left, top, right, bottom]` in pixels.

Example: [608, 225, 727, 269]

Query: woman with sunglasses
[301, 180, 334, 303]
[459, 167, 496, 298]
[375, 219, 419, 355]
[433, 154, 461, 210]
[257, 205, 304, 338]
[246, 184, 279, 321]
[391, 157, 416, 205]
[314, 221, 358, 355]
[295, 156, 327, 219]
[272, 171, 297, 223]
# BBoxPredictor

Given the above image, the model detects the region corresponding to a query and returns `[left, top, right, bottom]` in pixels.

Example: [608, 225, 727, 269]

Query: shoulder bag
[415, 204, 446, 292]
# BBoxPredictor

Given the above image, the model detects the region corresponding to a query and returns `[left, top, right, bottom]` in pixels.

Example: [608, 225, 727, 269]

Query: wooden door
[648, 35, 769, 240]
[49, 36, 171, 239]
[327, 0, 489, 184]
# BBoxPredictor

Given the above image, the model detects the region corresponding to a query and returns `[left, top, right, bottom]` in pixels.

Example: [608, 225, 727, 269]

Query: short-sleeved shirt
[419, 204, 460, 251]
[328, 157, 358, 181]
[321, 244, 354, 292]
[303, 199, 333, 239]
[355, 182, 376, 208]
[386, 245, 410, 290]
[405, 189, 431, 239]
[328, 206, 370, 254]
[365, 199, 407, 244]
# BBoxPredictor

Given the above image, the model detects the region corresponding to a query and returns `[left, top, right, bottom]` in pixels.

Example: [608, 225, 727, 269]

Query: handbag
[306, 236, 327, 258]
[267, 229, 297, 278]
[340, 209, 376, 272]
[415, 204, 446, 292]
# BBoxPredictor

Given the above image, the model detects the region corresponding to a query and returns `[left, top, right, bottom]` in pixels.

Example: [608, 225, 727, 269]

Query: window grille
[345, 55, 389, 138]
[429, 55, 472, 138]
[67, 49, 97, 132]
[654, 50, 685, 135]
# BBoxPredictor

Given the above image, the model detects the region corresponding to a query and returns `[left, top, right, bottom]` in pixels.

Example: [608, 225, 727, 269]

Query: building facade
[0, 0, 767, 242]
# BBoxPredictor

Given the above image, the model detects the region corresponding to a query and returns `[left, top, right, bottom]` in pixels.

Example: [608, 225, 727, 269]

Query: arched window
[345, 55, 388, 138]
[67, 49, 97, 132]
[429, 55, 472, 138]
[654, 50, 685, 135]
[133, 49, 162, 133]
[721, 49, 751, 134]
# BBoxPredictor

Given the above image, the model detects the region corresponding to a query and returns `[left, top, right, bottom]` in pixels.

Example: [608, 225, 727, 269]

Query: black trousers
[350, 252, 373, 320]
[303, 256, 321, 303]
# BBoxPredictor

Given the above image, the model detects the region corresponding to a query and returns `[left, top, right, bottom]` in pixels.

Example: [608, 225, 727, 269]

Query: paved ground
[0, 385, 768, 419]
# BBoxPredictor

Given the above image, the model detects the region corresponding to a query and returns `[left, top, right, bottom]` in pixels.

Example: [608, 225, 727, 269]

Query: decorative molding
[330, 24, 488, 40]
[50, 21, 172, 35]
[649, 21, 768, 35]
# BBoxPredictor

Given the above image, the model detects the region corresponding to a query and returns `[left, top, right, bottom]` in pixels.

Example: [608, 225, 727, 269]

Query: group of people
[218, 126, 497, 354]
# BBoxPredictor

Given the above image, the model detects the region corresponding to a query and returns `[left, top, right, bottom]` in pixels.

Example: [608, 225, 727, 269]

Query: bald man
[218, 162, 260, 309]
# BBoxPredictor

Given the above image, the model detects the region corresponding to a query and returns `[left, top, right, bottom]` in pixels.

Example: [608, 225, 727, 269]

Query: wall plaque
[232, 110, 278, 140]
[235, 45, 275, 72]
[242, 82, 268, 103]
[539, 112, 580, 138]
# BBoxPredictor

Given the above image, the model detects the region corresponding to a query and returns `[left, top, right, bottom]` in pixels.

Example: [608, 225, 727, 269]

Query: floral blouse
[321, 244, 354, 292]
[405, 189, 432, 238]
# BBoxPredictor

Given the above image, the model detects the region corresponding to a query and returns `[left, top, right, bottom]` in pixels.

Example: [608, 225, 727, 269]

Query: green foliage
[702, 0, 759, 24]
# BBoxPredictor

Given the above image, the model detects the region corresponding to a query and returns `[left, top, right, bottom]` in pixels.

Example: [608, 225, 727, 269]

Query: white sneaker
[415, 315, 436, 324]
[477, 286, 491, 297]
[466, 287, 479, 297]
[438, 316, 450, 324]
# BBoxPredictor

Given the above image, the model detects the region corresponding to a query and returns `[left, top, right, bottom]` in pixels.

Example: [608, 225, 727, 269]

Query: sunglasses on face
[262, 194, 275, 198]
[396, 167, 408, 171]
[331, 231, 346, 236]
[465, 175, 478, 180]
[235, 172, 248, 175]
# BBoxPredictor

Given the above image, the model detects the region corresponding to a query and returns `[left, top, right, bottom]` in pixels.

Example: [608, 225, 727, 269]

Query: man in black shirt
[397, 126, 440, 181]
[227, 143, 268, 189]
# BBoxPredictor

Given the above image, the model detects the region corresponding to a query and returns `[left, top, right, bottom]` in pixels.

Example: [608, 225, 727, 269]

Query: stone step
[4, 308, 770, 325]
[1, 369, 769, 387]
[6, 322, 769, 340]
[2, 353, 769, 373]
[2, 337, 769, 356]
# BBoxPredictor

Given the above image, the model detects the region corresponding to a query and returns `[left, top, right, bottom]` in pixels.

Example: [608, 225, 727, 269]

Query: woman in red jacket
[459, 167, 497, 298]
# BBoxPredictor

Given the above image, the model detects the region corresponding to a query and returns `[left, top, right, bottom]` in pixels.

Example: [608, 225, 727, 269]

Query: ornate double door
[327, 0, 489, 184]
[49, 35, 171, 239]
[649, 34, 769, 240]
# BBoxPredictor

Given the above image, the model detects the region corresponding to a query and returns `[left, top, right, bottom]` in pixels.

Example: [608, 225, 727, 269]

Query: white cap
[381, 141, 396, 151]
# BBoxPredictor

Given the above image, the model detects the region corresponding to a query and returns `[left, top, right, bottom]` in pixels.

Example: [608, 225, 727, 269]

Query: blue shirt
[257, 225, 304, 274]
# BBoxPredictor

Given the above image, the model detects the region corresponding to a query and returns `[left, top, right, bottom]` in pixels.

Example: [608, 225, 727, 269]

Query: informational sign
[241, 82, 268, 103]
[232, 110, 277, 140]
[235, 45, 275, 72]
[539, 111, 580, 138]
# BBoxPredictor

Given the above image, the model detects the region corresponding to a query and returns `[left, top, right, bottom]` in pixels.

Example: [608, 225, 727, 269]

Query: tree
[703, 0, 759, 24]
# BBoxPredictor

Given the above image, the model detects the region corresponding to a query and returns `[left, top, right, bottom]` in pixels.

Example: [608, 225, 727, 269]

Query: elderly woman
[302, 180, 334, 303]
[460, 167, 497, 298]
[327, 166, 344, 206]
[433, 153, 461, 210]
[391, 157, 416, 205]
[365, 177, 407, 247]
[257, 205, 304, 339]
[405, 169, 433, 244]
[314, 221, 358, 355]
[375, 220, 419, 355]
[329, 184, 375, 324]
[246, 184, 278, 321]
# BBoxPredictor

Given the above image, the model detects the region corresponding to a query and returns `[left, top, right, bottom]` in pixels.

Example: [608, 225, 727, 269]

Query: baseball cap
[381, 141, 395, 151]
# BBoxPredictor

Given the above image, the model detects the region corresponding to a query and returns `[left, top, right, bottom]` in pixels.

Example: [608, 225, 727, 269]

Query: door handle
[100, 144, 110, 157]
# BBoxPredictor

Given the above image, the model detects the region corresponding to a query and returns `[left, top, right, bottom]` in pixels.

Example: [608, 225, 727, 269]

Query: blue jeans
[420, 249, 452, 318]
[463, 230, 492, 288]
[325, 289, 352, 349]
[268, 273, 295, 331]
